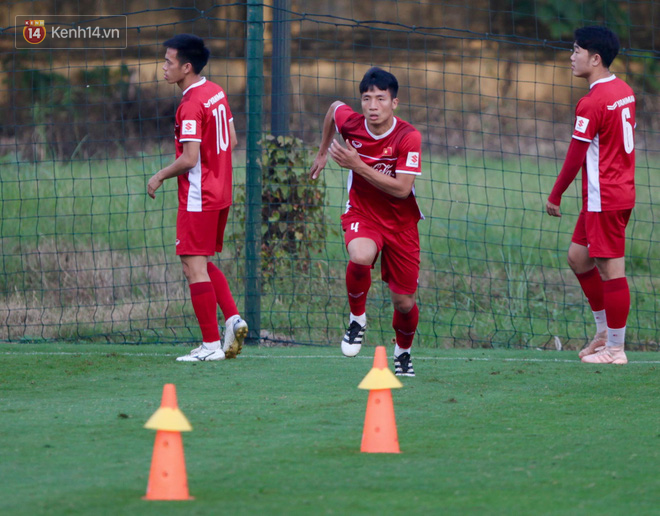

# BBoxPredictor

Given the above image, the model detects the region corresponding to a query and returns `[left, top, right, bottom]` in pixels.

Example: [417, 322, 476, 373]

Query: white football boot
[223, 315, 248, 359]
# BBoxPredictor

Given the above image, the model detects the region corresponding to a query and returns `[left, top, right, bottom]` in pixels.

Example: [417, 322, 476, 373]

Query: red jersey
[334, 103, 422, 232]
[175, 77, 234, 212]
[572, 75, 635, 212]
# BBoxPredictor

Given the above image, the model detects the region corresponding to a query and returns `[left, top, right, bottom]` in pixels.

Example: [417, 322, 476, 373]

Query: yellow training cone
[143, 384, 193, 501]
[358, 346, 402, 453]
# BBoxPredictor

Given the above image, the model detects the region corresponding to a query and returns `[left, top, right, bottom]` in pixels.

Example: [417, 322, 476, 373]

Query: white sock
[593, 310, 607, 334]
[394, 344, 410, 357]
[607, 327, 626, 348]
[203, 340, 221, 350]
[350, 312, 366, 327]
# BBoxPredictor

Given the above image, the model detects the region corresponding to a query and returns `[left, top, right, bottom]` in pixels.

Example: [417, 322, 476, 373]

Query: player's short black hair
[574, 26, 620, 68]
[163, 34, 210, 74]
[359, 67, 398, 99]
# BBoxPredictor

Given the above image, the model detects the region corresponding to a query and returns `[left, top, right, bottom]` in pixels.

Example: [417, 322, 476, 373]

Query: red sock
[189, 281, 220, 342]
[392, 304, 419, 349]
[207, 262, 238, 320]
[346, 261, 371, 316]
[603, 277, 630, 329]
[575, 267, 605, 311]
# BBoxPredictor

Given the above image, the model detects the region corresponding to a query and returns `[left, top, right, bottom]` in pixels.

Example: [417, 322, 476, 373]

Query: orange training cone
[143, 384, 194, 501]
[358, 346, 403, 453]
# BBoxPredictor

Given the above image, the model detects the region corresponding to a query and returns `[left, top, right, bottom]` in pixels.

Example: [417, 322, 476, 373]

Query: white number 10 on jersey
[212, 105, 230, 154]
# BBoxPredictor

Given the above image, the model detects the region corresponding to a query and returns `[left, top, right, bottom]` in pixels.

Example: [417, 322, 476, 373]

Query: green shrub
[232, 134, 333, 281]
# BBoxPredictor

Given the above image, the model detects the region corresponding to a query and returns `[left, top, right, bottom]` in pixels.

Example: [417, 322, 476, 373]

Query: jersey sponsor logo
[607, 95, 634, 111]
[405, 152, 420, 168]
[351, 140, 362, 148]
[182, 120, 196, 135]
[203, 90, 225, 108]
[575, 116, 589, 133]
[373, 162, 395, 176]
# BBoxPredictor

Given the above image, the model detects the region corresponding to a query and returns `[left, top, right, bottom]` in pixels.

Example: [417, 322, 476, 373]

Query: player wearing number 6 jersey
[546, 26, 635, 365]
[147, 34, 247, 362]
[310, 67, 423, 376]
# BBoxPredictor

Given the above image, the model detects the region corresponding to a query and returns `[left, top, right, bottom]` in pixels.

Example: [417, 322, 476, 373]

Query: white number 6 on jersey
[621, 107, 634, 154]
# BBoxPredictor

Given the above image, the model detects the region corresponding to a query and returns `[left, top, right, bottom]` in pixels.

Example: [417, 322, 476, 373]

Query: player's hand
[310, 153, 328, 180]
[546, 200, 561, 217]
[328, 139, 361, 171]
[147, 173, 163, 199]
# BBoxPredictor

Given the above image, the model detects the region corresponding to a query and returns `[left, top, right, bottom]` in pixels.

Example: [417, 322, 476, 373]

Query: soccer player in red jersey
[147, 34, 247, 361]
[546, 27, 635, 365]
[310, 67, 423, 376]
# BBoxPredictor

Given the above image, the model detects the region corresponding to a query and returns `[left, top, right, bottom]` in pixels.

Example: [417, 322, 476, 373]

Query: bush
[232, 134, 332, 281]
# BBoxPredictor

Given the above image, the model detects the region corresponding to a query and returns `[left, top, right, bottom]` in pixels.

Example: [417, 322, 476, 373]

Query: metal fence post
[271, 0, 290, 136]
[245, 0, 263, 343]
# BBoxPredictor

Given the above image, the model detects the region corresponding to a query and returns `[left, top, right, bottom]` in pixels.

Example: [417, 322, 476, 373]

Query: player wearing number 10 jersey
[147, 34, 247, 362]
[310, 67, 423, 376]
[175, 77, 233, 212]
[546, 26, 635, 365]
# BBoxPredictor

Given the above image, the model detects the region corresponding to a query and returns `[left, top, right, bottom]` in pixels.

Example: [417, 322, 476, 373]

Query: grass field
[1, 343, 659, 515]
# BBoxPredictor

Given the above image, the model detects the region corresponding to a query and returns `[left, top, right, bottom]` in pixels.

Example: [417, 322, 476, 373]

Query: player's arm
[310, 100, 344, 179]
[546, 138, 590, 217]
[147, 141, 200, 199]
[229, 120, 238, 151]
[329, 138, 416, 199]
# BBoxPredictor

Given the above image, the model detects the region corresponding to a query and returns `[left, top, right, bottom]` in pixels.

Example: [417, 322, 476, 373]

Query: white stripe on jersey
[412, 185, 425, 220]
[589, 75, 616, 89]
[357, 152, 397, 161]
[396, 169, 422, 176]
[187, 154, 203, 212]
[182, 77, 207, 96]
[364, 117, 397, 140]
[586, 134, 601, 212]
[333, 102, 346, 133]
[344, 170, 354, 213]
[572, 135, 592, 143]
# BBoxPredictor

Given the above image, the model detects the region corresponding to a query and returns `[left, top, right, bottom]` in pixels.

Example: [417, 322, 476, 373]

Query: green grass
[1, 344, 659, 515]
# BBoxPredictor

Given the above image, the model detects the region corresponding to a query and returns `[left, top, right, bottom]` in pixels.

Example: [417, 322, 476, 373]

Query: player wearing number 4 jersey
[310, 67, 423, 376]
[147, 34, 247, 362]
[546, 26, 635, 365]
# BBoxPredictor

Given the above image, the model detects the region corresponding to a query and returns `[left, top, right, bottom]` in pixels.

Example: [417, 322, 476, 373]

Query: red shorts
[176, 207, 230, 256]
[571, 208, 632, 258]
[341, 212, 420, 295]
